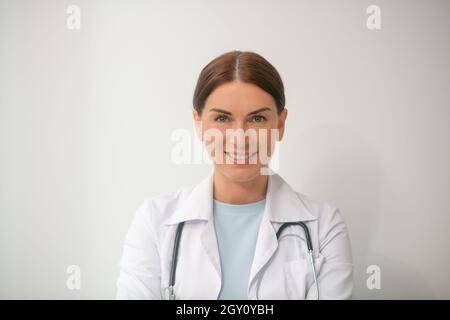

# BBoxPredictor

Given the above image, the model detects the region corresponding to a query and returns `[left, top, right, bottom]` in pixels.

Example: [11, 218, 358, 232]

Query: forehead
[204, 81, 276, 113]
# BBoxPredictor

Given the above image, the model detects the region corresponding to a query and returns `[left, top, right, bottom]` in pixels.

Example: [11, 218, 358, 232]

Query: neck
[213, 170, 268, 205]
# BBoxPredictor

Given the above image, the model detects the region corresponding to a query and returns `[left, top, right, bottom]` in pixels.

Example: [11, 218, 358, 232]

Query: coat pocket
[283, 254, 325, 300]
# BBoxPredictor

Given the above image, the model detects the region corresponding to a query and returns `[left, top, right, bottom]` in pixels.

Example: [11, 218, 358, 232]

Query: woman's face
[193, 81, 287, 182]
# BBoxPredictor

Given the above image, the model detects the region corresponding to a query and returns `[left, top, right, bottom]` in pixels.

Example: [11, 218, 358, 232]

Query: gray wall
[0, 0, 449, 299]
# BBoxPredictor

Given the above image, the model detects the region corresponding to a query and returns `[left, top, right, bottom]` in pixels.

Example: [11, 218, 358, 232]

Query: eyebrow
[209, 107, 272, 116]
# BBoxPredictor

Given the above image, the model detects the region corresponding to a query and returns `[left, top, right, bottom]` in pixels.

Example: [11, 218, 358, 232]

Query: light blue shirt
[213, 198, 266, 300]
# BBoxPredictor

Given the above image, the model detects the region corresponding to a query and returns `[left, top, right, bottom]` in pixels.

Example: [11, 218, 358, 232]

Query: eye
[251, 115, 267, 123]
[215, 114, 229, 123]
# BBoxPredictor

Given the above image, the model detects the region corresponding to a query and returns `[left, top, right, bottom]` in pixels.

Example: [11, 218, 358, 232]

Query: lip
[224, 151, 258, 163]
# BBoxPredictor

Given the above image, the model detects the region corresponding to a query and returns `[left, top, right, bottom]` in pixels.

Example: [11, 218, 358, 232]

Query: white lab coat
[116, 169, 353, 300]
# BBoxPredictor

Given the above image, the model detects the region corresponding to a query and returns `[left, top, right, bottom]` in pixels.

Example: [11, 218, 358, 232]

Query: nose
[224, 129, 257, 154]
[230, 120, 248, 132]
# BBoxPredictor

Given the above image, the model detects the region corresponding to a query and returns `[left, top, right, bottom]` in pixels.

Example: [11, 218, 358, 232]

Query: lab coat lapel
[196, 170, 222, 284]
[165, 170, 317, 300]
[164, 168, 221, 299]
[248, 173, 317, 297]
[197, 170, 222, 298]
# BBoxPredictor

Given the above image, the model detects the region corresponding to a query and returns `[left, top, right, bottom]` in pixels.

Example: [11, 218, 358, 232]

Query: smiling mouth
[224, 151, 258, 162]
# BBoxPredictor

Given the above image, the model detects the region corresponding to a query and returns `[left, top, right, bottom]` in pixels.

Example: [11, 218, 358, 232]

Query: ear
[192, 108, 203, 141]
[277, 108, 288, 141]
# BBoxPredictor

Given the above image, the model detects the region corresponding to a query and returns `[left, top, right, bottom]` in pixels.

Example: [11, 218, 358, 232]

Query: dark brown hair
[193, 50, 285, 117]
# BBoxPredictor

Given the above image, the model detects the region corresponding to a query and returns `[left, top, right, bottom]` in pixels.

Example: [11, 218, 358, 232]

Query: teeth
[225, 152, 257, 160]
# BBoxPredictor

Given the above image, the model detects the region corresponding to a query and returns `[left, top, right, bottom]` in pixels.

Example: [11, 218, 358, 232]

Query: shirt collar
[164, 168, 317, 225]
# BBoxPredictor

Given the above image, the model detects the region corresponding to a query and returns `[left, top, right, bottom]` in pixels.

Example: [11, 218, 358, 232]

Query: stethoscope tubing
[167, 220, 319, 300]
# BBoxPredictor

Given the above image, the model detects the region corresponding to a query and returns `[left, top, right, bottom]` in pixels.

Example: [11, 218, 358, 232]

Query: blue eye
[215, 115, 229, 122]
[251, 115, 266, 123]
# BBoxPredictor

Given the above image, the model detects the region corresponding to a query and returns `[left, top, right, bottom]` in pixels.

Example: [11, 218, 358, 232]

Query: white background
[0, 0, 449, 299]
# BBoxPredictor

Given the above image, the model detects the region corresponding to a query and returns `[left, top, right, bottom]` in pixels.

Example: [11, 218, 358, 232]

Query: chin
[215, 165, 263, 182]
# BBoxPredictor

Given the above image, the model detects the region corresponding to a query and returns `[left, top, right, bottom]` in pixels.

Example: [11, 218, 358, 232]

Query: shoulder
[294, 191, 352, 265]
[134, 183, 195, 226]
[295, 191, 349, 237]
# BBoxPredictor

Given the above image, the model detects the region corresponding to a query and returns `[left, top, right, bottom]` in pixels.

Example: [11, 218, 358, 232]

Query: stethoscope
[164, 221, 320, 300]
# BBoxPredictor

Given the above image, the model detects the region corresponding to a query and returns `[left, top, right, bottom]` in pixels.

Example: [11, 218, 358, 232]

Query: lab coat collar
[164, 168, 317, 225]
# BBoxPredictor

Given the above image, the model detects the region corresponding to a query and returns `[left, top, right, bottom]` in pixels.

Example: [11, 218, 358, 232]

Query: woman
[116, 50, 353, 300]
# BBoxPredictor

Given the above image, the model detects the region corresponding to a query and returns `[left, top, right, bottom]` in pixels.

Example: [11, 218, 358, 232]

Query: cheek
[257, 125, 279, 156]
[201, 123, 226, 156]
